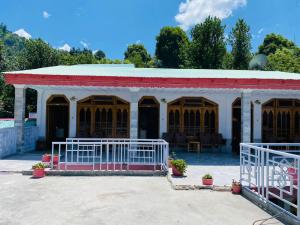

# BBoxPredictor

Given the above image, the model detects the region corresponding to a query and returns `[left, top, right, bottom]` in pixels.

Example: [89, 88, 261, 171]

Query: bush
[202, 174, 213, 179]
[32, 162, 46, 169]
[171, 159, 187, 174]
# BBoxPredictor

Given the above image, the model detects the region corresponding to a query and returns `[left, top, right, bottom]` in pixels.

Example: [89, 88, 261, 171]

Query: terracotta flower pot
[168, 159, 173, 168]
[171, 165, 183, 176]
[42, 154, 51, 162]
[202, 178, 213, 185]
[232, 184, 241, 194]
[33, 168, 45, 178]
[52, 155, 59, 164]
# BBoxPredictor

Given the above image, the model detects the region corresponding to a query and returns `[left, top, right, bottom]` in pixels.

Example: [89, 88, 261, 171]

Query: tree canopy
[94, 50, 106, 60]
[124, 44, 151, 67]
[229, 19, 251, 70]
[155, 26, 189, 68]
[188, 16, 226, 69]
[267, 48, 300, 73]
[258, 33, 295, 56]
[21, 38, 59, 69]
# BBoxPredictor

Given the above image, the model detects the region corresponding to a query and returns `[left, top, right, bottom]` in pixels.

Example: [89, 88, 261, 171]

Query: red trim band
[4, 73, 300, 90]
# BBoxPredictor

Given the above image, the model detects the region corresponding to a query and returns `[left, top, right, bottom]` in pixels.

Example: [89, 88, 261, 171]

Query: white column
[130, 102, 138, 139]
[39, 92, 47, 138]
[36, 89, 44, 138]
[159, 101, 167, 137]
[241, 91, 252, 143]
[69, 100, 77, 137]
[253, 101, 262, 142]
[14, 85, 26, 153]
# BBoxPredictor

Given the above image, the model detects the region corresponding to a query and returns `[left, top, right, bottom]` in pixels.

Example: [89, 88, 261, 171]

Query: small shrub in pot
[171, 159, 187, 176]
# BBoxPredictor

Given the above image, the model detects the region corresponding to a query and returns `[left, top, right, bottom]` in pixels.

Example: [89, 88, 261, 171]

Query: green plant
[32, 162, 46, 169]
[171, 159, 187, 174]
[202, 174, 213, 179]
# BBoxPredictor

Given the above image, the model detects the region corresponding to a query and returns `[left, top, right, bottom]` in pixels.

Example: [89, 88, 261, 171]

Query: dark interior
[138, 107, 159, 139]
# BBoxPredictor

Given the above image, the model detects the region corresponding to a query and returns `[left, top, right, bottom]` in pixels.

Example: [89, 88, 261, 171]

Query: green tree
[155, 26, 189, 68]
[229, 19, 251, 69]
[0, 41, 5, 71]
[94, 50, 106, 60]
[124, 44, 151, 67]
[258, 33, 295, 56]
[267, 48, 300, 73]
[188, 17, 226, 69]
[222, 52, 233, 69]
[21, 38, 59, 69]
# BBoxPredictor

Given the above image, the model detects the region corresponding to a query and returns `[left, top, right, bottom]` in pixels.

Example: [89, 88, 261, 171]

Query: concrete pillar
[14, 85, 26, 152]
[36, 89, 44, 138]
[241, 91, 252, 143]
[130, 102, 138, 139]
[253, 100, 262, 142]
[69, 100, 77, 138]
[159, 101, 167, 138]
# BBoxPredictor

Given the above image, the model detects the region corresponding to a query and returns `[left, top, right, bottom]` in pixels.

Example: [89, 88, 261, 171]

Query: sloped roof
[5, 64, 300, 80]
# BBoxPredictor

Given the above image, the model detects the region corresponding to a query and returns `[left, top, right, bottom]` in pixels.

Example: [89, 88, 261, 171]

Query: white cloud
[175, 0, 247, 30]
[80, 41, 88, 48]
[43, 11, 51, 19]
[258, 28, 264, 34]
[14, 29, 31, 39]
[58, 43, 71, 52]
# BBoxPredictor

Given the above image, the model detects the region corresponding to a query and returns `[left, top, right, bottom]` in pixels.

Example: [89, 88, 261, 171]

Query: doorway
[46, 95, 69, 144]
[138, 97, 159, 139]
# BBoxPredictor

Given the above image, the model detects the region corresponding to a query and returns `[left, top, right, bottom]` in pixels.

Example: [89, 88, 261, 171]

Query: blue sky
[0, 0, 299, 59]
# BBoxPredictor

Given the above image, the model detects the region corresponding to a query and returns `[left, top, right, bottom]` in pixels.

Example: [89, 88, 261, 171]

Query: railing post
[93, 144, 95, 171]
[297, 159, 300, 219]
[106, 144, 109, 171]
[58, 144, 61, 170]
[51, 143, 54, 169]
[240, 144, 242, 184]
[266, 151, 269, 202]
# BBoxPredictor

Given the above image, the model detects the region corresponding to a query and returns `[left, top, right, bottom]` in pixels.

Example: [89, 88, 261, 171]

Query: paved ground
[0, 174, 282, 225]
[169, 152, 240, 187]
[0, 152, 42, 172]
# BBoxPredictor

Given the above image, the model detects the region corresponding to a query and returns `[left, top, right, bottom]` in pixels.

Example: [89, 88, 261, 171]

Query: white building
[4, 64, 300, 153]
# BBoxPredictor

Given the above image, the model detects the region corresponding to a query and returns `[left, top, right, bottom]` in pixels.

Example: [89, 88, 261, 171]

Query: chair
[200, 134, 212, 149]
[174, 132, 187, 148]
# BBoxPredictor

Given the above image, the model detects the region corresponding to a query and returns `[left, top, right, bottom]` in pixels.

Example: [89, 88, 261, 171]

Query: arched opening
[46, 95, 69, 143]
[167, 97, 218, 139]
[231, 98, 253, 153]
[262, 99, 300, 142]
[138, 96, 159, 139]
[77, 95, 129, 138]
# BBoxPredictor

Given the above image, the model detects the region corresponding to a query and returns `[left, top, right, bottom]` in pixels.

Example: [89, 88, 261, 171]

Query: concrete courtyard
[0, 174, 282, 225]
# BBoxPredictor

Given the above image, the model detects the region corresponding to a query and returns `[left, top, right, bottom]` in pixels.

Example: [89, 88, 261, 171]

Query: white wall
[0, 127, 17, 158]
[31, 85, 300, 146]
[0, 126, 38, 158]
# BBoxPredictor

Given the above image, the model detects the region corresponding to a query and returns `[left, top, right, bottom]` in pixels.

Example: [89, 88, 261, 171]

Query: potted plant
[42, 154, 51, 162]
[168, 152, 176, 168]
[231, 179, 242, 194]
[52, 154, 59, 165]
[32, 162, 47, 178]
[171, 159, 187, 177]
[202, 174, 213, 185]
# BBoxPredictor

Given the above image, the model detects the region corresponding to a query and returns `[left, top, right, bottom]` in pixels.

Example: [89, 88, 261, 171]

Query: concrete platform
[0, 174, 283, 225]
[0, 152, 42, 172]
[168, 152, 240, 189]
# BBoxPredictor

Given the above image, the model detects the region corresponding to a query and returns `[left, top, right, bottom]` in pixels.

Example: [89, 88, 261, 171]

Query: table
[188, 141, 201, 153]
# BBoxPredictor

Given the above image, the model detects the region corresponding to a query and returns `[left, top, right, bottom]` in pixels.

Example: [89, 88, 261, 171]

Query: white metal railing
[240, 143, 300, 220]
[51, 138, 169, 172]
